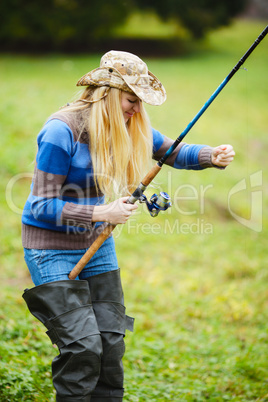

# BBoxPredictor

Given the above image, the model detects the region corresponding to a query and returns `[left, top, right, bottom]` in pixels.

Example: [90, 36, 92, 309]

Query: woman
[22, 50, 235, 402]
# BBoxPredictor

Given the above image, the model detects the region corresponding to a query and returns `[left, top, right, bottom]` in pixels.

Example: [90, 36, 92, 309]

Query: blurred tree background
[1, 0, 264, 53]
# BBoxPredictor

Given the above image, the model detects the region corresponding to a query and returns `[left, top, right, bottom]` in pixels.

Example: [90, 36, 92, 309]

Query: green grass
[0, 19, 268, 401]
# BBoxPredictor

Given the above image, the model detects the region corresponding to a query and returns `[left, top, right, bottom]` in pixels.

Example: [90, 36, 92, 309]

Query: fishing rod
[69, 25, 268, 280]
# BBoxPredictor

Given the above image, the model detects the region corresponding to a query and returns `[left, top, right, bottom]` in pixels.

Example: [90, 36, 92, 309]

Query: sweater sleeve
[30, 119, 95, 229]
[152, 128, 215, 170]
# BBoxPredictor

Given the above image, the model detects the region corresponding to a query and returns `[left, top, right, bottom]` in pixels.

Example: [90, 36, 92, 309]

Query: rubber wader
[22, 269, 134, 402]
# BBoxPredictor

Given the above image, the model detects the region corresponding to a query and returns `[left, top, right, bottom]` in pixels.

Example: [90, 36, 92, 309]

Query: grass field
[0, 19, 268, 401]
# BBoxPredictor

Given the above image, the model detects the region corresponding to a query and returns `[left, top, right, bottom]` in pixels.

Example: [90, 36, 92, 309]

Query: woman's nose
[133, 100, 141, 113]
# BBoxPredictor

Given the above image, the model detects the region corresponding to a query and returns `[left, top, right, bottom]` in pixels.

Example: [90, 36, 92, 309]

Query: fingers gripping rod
[69, 25, 268, 280]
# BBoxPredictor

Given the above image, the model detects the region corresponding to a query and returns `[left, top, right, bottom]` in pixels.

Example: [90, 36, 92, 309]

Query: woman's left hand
[211, 144, 235, 167]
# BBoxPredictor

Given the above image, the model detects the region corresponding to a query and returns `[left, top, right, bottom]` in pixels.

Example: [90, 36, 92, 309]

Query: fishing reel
[139, 191, 172, 217]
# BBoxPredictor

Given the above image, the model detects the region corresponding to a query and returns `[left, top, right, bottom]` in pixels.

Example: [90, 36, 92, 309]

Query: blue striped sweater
[22, 111, 214, 249]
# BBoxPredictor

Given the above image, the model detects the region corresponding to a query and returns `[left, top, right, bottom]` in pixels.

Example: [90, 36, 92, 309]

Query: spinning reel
[139, 191, 172, 217]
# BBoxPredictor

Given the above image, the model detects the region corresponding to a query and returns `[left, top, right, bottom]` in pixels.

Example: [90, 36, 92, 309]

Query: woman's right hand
[92, 197, 138, 225]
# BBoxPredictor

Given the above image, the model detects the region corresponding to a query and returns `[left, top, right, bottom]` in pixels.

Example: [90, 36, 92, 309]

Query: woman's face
[121, 92, 141, 123]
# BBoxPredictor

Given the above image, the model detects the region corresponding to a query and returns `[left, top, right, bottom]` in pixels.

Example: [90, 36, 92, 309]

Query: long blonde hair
[61, 86, 153, 199]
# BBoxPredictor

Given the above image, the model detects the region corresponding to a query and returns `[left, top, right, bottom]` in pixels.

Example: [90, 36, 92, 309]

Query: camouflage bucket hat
[76, 50, 166, 106]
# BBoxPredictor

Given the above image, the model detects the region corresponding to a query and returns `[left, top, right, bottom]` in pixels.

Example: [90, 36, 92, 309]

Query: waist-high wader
[23, 269, 134, 402]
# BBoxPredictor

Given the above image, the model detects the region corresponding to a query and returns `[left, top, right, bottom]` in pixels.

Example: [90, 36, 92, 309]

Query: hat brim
[76, 67, 166, 106]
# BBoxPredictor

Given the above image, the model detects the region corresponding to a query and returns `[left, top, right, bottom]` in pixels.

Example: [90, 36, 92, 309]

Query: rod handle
[141, 163, 162, 186]
[68, 223, 116, 280]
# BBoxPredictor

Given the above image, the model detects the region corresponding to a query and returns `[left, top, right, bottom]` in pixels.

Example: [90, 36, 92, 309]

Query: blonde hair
[61, 86, 153, 199]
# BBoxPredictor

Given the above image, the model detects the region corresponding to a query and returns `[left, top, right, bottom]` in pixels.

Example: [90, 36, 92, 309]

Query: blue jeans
[24, 236, 119, 286]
